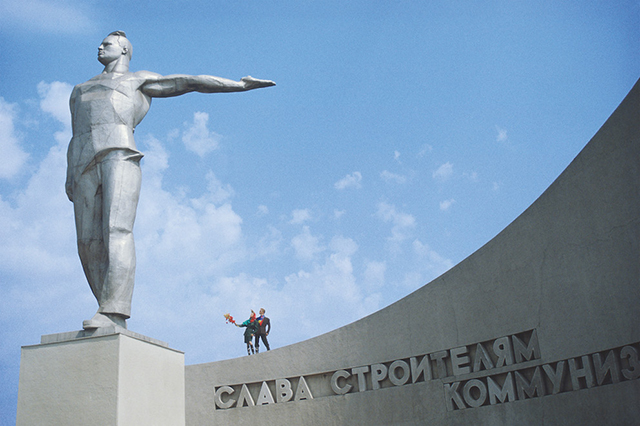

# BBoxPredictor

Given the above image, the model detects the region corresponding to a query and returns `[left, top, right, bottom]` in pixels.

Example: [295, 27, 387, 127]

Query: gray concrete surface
[17, 331, 185, 426]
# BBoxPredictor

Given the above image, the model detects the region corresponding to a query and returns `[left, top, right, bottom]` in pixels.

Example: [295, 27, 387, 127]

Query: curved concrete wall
[185, 79, 640, 425]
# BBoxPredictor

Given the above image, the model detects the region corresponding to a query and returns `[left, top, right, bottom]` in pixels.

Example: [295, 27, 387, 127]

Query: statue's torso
[68, 72, 151, 169]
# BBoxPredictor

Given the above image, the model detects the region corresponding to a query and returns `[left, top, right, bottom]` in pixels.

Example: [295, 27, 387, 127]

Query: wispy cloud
[418, 144, 433, 158]
[290, 225, 324, 261]
[334, 171, 362, 190]
[255, 225, 282, 258]
[380, 170, 407, 184]
[37, 81, 72, 131]
[290, 208, 311, 224]
[0, 98, 29, 179]
[0, 0, 93, 33]
[0, 86, 86, 331]
[411, 239, 453, 279]
[363, 260, 386, 289]
[135, 135, 246, 276]
[464, 171, 478, 182]
[439, 198, 455, 211]
[182, 112, 221, 157]
[496, 125, 508, 143]
[376, 202, 416, 246]
[432, 162, 454, 181]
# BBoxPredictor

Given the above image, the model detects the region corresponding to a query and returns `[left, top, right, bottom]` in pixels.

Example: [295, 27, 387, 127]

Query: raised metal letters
[542, 361, 565, 395]
[410, 356, 431, 383]
[568, 355, 595, 391]
[213, 386, 235, 409]
[514, 367, 545, 400]
[351, 366, 370, 392]
[276, 378, 294, 403]
[487, 373, 516, 405]
[445, 344, 640, 411]
[371, 364, 388, 390]
[388, 360, 411, 386]
[294, 376, 313, 401]
[512, 329, 540, 363]
[236, 384, 255, 408]
[331, 370, 351, 395]
[450, 346, 471, 376]
[473, 342, 496, 372]
[592, 350, 621, 385]
[462, 379, 487, 408]
[257, 382, 275, 405]
[621, 346, 640, 380]
[211, 331, 640, 412]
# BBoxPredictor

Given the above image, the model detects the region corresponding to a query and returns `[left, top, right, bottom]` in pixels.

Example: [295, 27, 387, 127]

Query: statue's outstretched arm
[141, 73, 275, 98]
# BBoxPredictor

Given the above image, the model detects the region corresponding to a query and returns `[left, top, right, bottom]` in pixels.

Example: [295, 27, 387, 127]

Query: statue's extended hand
[241, 76, 276, 90]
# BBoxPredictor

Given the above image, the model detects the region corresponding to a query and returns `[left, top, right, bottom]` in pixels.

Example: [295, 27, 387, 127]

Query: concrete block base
[16, 329, 185, 426]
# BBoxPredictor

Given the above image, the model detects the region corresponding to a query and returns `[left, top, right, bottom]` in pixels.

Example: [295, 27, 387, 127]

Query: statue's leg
[97, 149, 142, 319]
[74, 164, 107, 303]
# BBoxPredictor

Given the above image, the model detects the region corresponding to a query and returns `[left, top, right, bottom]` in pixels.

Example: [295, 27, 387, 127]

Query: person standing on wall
[255, 308, 271, 353]
[236, 311, 258, 355]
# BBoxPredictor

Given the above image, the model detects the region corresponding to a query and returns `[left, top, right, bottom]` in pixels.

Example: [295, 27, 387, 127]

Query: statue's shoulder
[133, 70, 163, 82]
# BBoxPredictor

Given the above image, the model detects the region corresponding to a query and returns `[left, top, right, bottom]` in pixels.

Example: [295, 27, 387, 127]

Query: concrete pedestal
[16, 327, 185, 426]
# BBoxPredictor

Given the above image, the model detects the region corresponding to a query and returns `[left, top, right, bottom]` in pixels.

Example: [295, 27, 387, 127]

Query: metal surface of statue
[66, 31, 274, 330]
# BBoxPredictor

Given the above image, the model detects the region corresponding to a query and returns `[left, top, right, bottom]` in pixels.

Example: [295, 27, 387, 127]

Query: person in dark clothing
[236, 311, 258, 355]
[254, 308, 271, 353]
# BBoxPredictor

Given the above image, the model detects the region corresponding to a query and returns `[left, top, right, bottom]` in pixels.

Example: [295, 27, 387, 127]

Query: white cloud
[135, 135, 246, 278]
[496, 125, 508, 143]
[152, 232, 375, 357]
[389, 239, 453, 291]
[257, 205, 269, 216]
[329, 235, 358, 257]
[0, 0, 93, 33]
[334, 171, 362, 190]
[464, 171, 478, 182]
[37, 81, 72, 128]
[433, 162, 454, 181]
[418, 144, 433, 157]
[376, 202, 416, 247]
[363, 260, 386, 289]
[0, 90, 86, 331]
[0, 98, 29, 179]
[0, 142, 74, 275]
[394, 151, 401, 162]
[190, 171, 235, 207]
[255, 225, 283, 258]
[439, 198, 455, 211]
[334, 209, 345, 219]
[37, 81, 73, 146]
[380, 170, 407, 184]
[290, 208, 311, 224]
[182, 112, 221, 157]
[290, 225, 324, 261]
[280, 236, 369, 339]
[412, 239, 454, 277]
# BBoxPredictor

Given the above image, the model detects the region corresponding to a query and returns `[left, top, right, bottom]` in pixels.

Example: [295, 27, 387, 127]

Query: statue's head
[98, 31, 132, 65]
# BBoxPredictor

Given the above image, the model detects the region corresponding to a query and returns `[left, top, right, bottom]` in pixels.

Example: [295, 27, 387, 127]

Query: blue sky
[1, 0, 638, 422]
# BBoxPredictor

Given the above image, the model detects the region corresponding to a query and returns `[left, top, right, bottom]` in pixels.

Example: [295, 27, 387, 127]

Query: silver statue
[66, 31, 274, 329]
